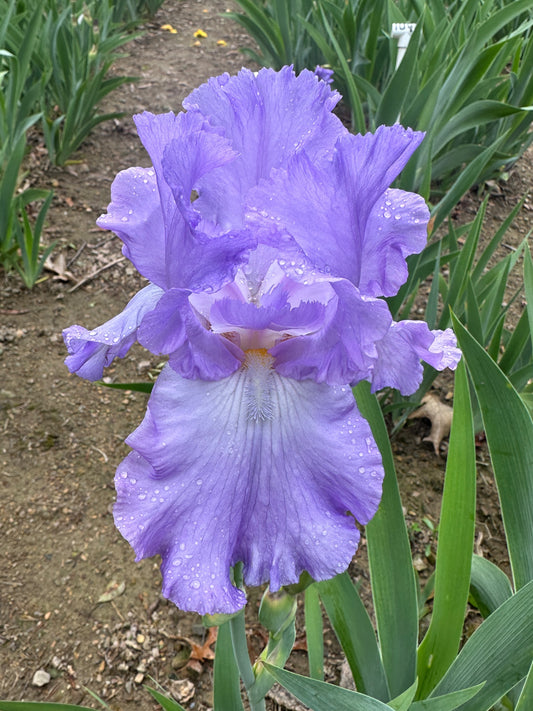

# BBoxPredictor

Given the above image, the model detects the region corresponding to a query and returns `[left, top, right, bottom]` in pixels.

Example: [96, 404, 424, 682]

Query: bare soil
[1, 1, 531, 708]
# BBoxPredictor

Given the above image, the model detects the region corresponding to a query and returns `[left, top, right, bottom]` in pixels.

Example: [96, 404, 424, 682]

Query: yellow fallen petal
[161, 23, 177, 33]
[194, 28, 208, 38]
[217, 39, 227, 46]
[193, 40, 202, 47]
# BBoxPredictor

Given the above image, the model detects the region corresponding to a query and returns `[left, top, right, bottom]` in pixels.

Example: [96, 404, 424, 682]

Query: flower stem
[229, 565, 266, 711]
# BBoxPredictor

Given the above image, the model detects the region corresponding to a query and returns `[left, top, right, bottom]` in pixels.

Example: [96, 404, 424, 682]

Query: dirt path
[0, 1, 529, 708]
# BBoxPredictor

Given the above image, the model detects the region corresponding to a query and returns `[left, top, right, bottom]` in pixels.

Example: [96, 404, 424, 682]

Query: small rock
[169, 678, 195, 704]
[137, 360, 152, 373]
[32, 669, 51, 687]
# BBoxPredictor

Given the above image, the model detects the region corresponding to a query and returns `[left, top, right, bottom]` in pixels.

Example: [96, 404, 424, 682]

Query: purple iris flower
[64, 67, 460, 615]
[314, 65, 334, 84]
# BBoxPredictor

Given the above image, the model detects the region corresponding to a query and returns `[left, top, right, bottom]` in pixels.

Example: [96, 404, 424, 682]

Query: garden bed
[1, 1, 531, 708]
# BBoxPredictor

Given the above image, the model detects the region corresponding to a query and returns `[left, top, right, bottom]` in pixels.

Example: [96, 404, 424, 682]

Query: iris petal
[63, 284, 163, 380]
[137, 288, 243, 380]
[248, 127, 428, 295]
[115, 361, 383, 613]
[371, 321, 462, 395]
[96, 167, 167, 287]
[183, 66, 346, 226]
[272, 280, 392, 385]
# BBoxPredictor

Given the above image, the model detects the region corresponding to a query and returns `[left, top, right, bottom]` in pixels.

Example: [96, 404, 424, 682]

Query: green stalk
[228, 564, 266, 711]
[229, 611, 265, 711]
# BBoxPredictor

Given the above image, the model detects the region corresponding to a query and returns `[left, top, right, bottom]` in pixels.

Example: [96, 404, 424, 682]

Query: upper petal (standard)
[183, 66, 347, 227]
[248, 126, 428, 296]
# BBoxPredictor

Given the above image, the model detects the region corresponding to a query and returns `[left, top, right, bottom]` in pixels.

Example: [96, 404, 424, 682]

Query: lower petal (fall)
[114, 359, 383, 614]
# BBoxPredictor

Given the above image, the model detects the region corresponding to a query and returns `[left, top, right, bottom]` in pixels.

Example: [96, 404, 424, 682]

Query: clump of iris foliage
[0, 0, 163, 287]
[229, 0, 533, 221]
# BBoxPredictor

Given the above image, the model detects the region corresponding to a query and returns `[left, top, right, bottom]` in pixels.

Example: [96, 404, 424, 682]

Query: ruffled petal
[137, 288, 243, 380]
[370, 321, 461, 395]
[247, 127, 428, 296]
[272, 280, 392, 385]
[63, 284, 163, 380]
[183, 66, 346, 226]
[132, 110, 255, 291]
[115, 360, 383, 614]
[358, 188, 429, 297]
[96, 167, 167, 287]
[210, 285, 327, 334]
[133, 110, 207, 224]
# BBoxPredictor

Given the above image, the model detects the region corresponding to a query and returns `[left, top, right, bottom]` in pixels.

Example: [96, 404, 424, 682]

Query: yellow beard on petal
[243, 349, 275, 421]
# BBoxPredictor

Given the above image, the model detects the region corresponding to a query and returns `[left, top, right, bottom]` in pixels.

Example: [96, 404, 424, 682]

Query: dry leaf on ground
[408, 393, 453, 455]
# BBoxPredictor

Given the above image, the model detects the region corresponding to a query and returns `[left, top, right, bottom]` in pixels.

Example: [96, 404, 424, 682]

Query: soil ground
[1, 1, 531, 709]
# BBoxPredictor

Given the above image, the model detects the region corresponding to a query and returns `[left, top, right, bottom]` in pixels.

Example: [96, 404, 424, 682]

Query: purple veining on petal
[115, 362, 383, 614]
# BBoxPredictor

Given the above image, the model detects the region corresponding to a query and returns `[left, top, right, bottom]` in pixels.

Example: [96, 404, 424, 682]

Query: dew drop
[138, 493, 146, 500]
[190, 580, 201, 590]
